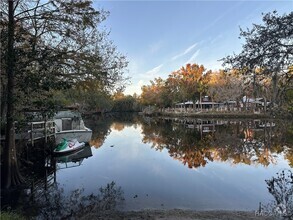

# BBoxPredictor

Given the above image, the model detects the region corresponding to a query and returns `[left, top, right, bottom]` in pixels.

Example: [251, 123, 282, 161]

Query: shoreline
[79, 209, 276, 220]
[140, 111, 292, 119]
[158, 111, 271, 119]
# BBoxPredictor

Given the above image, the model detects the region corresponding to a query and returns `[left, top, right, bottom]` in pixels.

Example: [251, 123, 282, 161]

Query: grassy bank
[0, 211, 25, 220]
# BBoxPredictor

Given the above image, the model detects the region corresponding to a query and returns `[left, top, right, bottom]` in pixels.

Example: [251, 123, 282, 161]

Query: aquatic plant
[257, 169, 293, 219]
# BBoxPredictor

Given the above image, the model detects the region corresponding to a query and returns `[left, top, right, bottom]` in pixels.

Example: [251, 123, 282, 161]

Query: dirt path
[80, 209, 277, 220]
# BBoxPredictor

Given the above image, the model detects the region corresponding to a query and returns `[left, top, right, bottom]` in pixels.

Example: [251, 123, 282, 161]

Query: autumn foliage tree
[140, 63, 208, 110]
[207, 70, 243, 109]
[169, 63, 205, 103]
[140, 77, 172, 109]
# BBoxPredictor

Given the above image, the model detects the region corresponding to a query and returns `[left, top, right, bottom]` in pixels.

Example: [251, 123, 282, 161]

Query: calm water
[51, 114, 292, 211]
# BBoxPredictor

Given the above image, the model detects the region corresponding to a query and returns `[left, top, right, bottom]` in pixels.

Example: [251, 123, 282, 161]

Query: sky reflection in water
[55, 117, 292, 211]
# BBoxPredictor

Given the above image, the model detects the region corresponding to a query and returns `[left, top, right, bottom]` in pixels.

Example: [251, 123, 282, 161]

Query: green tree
[1, 0, 24, 189]
[1, 0, 127, 115]
[0, 0, 127, 188]
[112, 94, 139, 112]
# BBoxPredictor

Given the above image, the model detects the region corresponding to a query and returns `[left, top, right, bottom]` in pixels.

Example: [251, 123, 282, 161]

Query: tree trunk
[272, 72, 278, 107]
[1, 84, 7, 120]
[2, 0, 24, 189]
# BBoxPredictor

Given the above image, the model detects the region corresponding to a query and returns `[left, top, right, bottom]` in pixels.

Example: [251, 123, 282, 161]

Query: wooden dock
[1, 120, 56, 146]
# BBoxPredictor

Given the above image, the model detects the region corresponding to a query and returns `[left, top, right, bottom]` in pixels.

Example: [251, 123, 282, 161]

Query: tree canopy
[222, 11, 293, 105]
[1, 0, 128, 117]
[140, 11, 293, 112]
[0, 0, 128, 189]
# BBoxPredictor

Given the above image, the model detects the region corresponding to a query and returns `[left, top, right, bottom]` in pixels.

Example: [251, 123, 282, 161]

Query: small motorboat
[54, 138, 85, 155]
[54, 110, 92, 145]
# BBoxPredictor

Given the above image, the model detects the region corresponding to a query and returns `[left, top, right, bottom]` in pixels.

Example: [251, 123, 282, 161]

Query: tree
[1, 0, 128, 188]
[207, 70, 226, 109]
[1, 0, 127, 114]
[207, 70, 243, 111]
[2, 0, 24, 189]
[112, 94, 139, 112]
[165, 71, 182, 104]
[170, 63, 204, 103]
[222, 11, 293, 106]
[140, 63, 209, 109]
[140, 77, 171, 109]
[66, 79, 114, 112]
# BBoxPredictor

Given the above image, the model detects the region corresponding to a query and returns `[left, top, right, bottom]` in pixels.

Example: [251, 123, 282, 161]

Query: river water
[3, 114, 292, 218]
[51, 114, 292, 212]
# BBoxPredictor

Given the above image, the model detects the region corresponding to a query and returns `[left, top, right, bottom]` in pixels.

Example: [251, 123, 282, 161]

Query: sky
[93, 0, 293, 95]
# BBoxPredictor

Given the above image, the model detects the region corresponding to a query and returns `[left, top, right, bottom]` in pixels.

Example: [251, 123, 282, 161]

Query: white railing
[28, 120, 55, 145]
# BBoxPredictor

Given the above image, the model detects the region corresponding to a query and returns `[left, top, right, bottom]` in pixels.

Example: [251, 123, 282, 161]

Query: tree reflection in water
[86, 113, 140, 149]
[26, 181, 124, 220]
[140, 117, 293, 169]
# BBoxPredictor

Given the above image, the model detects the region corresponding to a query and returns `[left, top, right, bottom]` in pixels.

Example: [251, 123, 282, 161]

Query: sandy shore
[80, 209, 277, 220]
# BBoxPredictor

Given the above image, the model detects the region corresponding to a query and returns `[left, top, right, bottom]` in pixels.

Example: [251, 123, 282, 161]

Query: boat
[53, 138, 85, 155]
[54, 110, 92, 144]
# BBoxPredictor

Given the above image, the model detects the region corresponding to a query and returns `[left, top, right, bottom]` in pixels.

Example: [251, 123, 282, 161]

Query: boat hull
[55, 129, 92, 145]
[53, 140, 86, 156]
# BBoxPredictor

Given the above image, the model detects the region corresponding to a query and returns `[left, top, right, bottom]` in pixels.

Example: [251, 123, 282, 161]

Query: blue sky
[94, 0, 293, 95]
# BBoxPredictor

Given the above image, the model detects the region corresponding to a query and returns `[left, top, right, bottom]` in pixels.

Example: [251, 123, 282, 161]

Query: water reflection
[85, 115, 292, 169]
[140, 117, 292, 169]
[86, 113, 140, 148]
[54, 145, 93, 169]
[3, 114, 291, 214]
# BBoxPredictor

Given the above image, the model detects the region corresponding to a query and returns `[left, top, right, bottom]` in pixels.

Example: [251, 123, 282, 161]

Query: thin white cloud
[145, 64, 163, 75]
[210, 34, 223, 45]
[185, 49, 200, 64]
[133, 64, 164, 85]
[171, 43, 197, 61]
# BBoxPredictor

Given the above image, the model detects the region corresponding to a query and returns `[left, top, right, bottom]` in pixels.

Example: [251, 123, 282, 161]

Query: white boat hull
[54, 139, 86, 155]
[55, 129, 92, 145]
